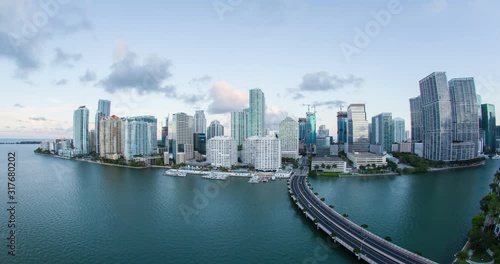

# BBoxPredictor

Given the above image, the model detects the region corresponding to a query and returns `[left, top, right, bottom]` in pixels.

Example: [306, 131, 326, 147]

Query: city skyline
[1, 1, 500, 139]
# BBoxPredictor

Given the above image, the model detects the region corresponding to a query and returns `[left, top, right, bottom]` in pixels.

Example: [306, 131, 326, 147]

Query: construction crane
[339, 104, 344, 112]
[302, 104, 316, 114]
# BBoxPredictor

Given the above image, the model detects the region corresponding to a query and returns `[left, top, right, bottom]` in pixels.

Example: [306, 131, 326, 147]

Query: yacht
[165, 169, 187, 177]
[492, 154, 500, 160]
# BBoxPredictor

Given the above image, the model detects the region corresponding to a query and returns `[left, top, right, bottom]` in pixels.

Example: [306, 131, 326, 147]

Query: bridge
[289, 173, 438, 264]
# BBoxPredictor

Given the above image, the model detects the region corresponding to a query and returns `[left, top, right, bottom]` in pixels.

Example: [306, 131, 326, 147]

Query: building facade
[121, 118, 152, 160]
[419, 72, 453, 161]
[169, 113, 195, 163]
[243, 136, 281, 171]
[347, 104, 369, 152]
[194, 110, 207, 134]
[207, 120, 224, 140]
[409, 96, 423, 142]
[371, 113, 393, 153]
[249, 88, 265, 137]
[73, 106, 90, 154]
[207, 136, 237, 168]
[278, 117, 299, 159]
[481, 104, 497, 152]
[337, 111, 348, 144]
[95, 99, 111, 153]
[305, 112, 316, 153]
[231, 109, 250, 146]
[99, 115, 122, 158]
[392, 118, 405, 144]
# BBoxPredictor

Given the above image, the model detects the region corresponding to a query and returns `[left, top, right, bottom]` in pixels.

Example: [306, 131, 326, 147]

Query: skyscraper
[231, 109, 250, 146]
[336, 111, 348, 144]
[95, 99, 111, 154]
[207, 136, 237, 168]
[449, 78, 479, 156]
[392, 118, 405, 144]
[347, 104, 369, 152]
[249, 88, 265, 137]
[409, 96, 423, 142]
[243, 136, 281, 171]
[161, 117, 168, 147]
[194, 110, 207, 134]
[129, 116, 157, 151]
[318, 125, 329, 137]
[99, 115, 122, 158]
[121, 118, 152, 160]
[169, 113, 194, 163]
[371, 113, 393, 153]
[305, 112, 316, 153]
[207, 120, 224, 140]
[73, 106, 90, 154]
[279, 117, 299, 159]
[481, 104, 497, 152]
[419, 72, 453, 161]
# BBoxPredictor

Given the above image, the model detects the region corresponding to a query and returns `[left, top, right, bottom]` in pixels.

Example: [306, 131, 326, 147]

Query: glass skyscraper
[481, 104, 497, 152]
[392, 118, 405, 144]
[194, 110, 206, 134]
[449, 78, 479, 156]
[73, 106, 90, 154]
[95, 99, 111, 154]
[347, 104, 369, 152]
[419, 72, 453, 161]
[409, 96, 423, 142]
[305, 112, 316, 153]
[336, 111, 348, 144]
[207, 120, 224, 140]
[231, 109, 250, 146]
[249, 88, 265, 137]
[371, 113, 393, 153]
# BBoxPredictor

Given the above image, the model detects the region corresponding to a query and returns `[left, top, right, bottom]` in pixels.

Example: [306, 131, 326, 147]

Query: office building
[95, 99, 111, 153]
[449, 78, 479, 159]
[121, 117, 152, 160]
[249, 88, 265, 137]
[278, 117, 299, 159]
[305, 112, 316, 153]
[371, 112, 393, 153]
[73, 106, 90, 154]
[347, 104, 369, 152]
[207, 136, 237, 168]
[193, 133, 207, 155]
[194, 110, 207, 134]
[169, 113, 195, 163]
[337, 112, 348, 144]
[311, 157, 348, 173]
[298, 118, 307, 154]
[419, 72, 453, 161]
[243, 136, 281, 171]
[207, 120, 224, 140]
[99, 115, 122, 159]
[231, 109, 250, 146]
[161, 117, 168, 147]
[409, 96, 423, 142]
[346, 152, 387, 169]
[481, 104, 497, 152]
[393, 118, 405, 144]
[129, 116, 157, 151]
[318, 125, 329, 137]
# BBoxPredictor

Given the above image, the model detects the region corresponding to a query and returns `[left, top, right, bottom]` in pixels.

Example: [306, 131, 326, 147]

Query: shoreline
[427, 161, 486, 172]
[35, 153, 147, 169]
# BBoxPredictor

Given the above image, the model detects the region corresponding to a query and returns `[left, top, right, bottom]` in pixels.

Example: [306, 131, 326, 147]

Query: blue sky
[1, 0, 499, 139]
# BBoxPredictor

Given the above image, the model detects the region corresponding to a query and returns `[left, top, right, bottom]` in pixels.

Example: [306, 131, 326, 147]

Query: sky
[1, 0, 499, 139]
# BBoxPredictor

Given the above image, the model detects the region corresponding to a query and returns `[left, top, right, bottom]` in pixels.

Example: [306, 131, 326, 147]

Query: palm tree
[494, 171, 500, 184]
[455, 251, 469, 262]
[314, 164, 319, 171]
[326, 165, 331, 170]
[321, 163, 326, 169]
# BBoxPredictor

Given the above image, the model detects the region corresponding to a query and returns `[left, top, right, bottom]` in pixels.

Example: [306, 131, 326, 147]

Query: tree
[385, 236, 392, 242]
[361, 224, 368, 229]
[342, 213, 348, 218]
[472, 214, 486, 229]
[326, 165, 331, 170]
[329, 205, 334, 209]
[320, 198, 325, 201]
[314, 164, 319, 171]
[455, 251, 469, 262]
[308, 170, 317, 178]
[321, 163, 326, 169]
[237, 145, 243, 151]
[490, 183, 499, 193]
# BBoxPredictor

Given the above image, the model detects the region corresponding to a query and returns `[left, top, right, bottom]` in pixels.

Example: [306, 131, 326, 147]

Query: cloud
[298, 72, 364, 92]
[207, 81, 248, 114]
[427, 0, 448, 14]
[51, 48, 82, 67]
[292, 92, 304, 100]
[79, 69, 97, 84]
[266, 105, 289, 131]
[99, 44, 176, 95]
[180, 94, 206, 104]
[29, 117, 47, 121]
[13, 103, 24, 108]
[0, 2, 92, 77]
[54, 79, 68, 86]
[190, 75, 212, 84]
[313, 100, 346, 109]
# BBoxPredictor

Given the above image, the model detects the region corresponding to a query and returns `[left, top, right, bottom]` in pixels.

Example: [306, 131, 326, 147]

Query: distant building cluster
[41, 75, 497, 168]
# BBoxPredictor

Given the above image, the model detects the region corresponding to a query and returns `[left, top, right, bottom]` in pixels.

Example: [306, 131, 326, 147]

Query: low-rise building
[311, 157, 348, 173]
[346, 152, 387, 169]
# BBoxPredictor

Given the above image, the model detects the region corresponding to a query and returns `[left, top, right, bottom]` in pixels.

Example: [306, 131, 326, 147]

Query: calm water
[0, 144, 498, 263]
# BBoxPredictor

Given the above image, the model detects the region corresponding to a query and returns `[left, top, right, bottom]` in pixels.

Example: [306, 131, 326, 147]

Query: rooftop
[347, 152, 384, 158]
[312, 157, 344, 162]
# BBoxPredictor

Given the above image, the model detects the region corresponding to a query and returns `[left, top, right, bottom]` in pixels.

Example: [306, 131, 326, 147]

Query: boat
[271, 176, 276, 181]
[493, 155, 500, 160]
[165, 169, 187, 177]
